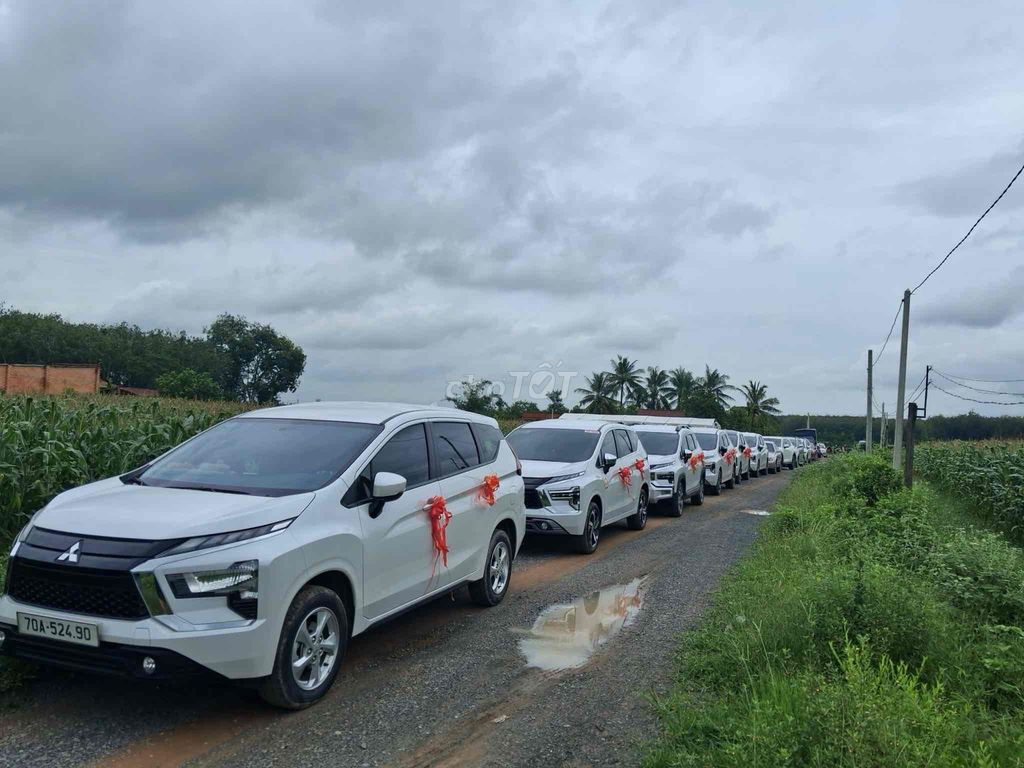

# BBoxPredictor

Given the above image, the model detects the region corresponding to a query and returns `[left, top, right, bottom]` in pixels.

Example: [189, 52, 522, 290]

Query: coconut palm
[741, 380, 781, 429]
[575, 372, 617, 414]
[608, 355, 643, 407]
[698, 365, 736, 411]
[641, 366, 674, 409]
[669, 367, 696, 411]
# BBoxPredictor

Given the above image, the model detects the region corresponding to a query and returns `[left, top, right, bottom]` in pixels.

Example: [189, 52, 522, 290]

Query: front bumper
[647, 469, 676, 501]
[524, 504, 586, 536]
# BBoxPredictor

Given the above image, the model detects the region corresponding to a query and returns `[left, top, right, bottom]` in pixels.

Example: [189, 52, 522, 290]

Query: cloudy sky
[2, 1, 1023, 416]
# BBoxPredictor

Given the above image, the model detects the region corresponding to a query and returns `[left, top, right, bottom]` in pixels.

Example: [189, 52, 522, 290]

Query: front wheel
[668, 482, 685, 517]
[626, 486, 649, 530]
[725, 466, 736, 489]
[709, 471, 722, 495]
[259, 586, 349, 710]
[574, 500, 602, 554]
[691, 476, 705, 505]
[469, 528, 513, 607]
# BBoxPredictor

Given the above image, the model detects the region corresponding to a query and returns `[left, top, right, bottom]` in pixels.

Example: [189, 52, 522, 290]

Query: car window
[613, 430, 632, 457]
[625, 430, 638, 452]
[471, 423, 503, 464]
[599, 432, 617, 461]
[433, 421, 480, 475]
[509, 427, 601, 462]
[373, 424, 431, 486]
[694, 432, 717, 450]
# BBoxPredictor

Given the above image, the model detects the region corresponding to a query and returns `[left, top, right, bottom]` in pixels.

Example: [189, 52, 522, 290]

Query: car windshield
[507, 428, 600, 463]
[694, 432, 718, 450]
[765, 440, 777, 449]
[744, 434, 757, 445]
[635, 431, 678, 456]
[137, 418, 382, 496]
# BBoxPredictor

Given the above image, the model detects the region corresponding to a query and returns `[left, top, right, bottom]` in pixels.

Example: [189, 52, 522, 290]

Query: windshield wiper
[121, 476, 148, 486]
[172, 485, 252, 495]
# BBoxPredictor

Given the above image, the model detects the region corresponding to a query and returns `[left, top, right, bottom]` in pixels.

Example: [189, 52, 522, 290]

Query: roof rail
[558, 413, 720, 429]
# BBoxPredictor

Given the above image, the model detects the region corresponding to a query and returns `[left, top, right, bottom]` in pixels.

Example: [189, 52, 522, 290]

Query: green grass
[644, 454, 1024, 767]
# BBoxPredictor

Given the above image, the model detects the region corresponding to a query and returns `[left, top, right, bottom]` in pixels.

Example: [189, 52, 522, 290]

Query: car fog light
[142, 656, 157, 675]
[540, 521, 550, 531]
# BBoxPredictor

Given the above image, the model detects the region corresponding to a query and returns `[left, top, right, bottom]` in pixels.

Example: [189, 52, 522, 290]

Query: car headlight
[546, 471, 585, 484]
[165, 560, 259, 619]
[160, 519, 294, 557]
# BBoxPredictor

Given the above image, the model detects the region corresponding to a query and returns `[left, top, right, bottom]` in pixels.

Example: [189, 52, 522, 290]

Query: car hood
[32, 477, 316, 540]
[646, 453, 676, 466]
[520, 459, 589, 480]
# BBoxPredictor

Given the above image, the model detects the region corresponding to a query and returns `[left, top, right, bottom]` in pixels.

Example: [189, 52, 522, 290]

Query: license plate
[17, 612, 99, 647]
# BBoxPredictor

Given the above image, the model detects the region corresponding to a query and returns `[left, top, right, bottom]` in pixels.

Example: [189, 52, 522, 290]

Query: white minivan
[506, 419, 649, 554]
[1, 402, 525, 709]
[632, 425, 705, 516]
[743, 433, 769, 477]
[691, 427, 738, 494]
[767, 435, 799, 469]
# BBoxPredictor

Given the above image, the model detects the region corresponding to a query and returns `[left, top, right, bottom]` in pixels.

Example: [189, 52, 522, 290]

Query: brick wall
[0, 364, 101, 394]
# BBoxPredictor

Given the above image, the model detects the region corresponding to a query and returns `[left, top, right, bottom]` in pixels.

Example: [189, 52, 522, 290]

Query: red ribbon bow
[479, 474, 500, 506]
[724, 447, 736, 465]
[742, 447, 752, 459]
[426, 496, 452, 569]
[617, 465, 633, 487]
[688, 451, 704, 470]
[633, 458, 646, 476]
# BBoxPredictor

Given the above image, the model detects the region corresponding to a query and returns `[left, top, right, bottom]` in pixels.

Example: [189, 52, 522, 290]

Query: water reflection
[517, 577, 647, 672]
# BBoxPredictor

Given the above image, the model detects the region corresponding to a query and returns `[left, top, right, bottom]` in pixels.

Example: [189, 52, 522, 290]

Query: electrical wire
[872, 299, 903, 369]
[930, 382, 1024, 406]
[932, 370, 1024, 397]
[932, 369, 1024, 385]
[911, 161, 1024, 294]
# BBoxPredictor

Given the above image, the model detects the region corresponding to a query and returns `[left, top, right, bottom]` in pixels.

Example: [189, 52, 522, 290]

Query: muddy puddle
[516, 577, 647, 672]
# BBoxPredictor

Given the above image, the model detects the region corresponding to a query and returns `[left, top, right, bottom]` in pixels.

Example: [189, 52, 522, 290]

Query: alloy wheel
[588, 505, 600, 548]
[291, 607, 341, 691]
[489, 540, 510, 595]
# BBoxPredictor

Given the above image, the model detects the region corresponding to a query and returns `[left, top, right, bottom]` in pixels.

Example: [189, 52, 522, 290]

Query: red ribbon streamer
[633, 458, 646, 476]
[617, 465, 633, 487]
[478, 474, 500, 506]
[724, 447, 736, 465]
[742, 447, 752, 459]
[688, 451, 704, 470]
[426, 496, 452, 569]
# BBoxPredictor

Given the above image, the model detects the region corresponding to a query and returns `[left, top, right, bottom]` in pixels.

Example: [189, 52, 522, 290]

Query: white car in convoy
[763, 438, 783, 473]
[1, 402, 525, 709]
[743, 432, 769, 476]
[632, 425, 705, 516]
[507, 419, 649, 554]
[795, 438, 810, 466]
[691, 427, 738, 494]
[767, 436, 799, 469]
[817, 443, 828, 457]
[723, 430, 751, 481]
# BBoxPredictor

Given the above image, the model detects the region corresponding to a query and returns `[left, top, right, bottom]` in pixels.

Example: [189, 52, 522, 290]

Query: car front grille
[7, 558, 149, 620]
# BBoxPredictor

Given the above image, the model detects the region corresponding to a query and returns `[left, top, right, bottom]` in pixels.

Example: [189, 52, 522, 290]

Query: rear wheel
[725, 466, 736, 489]
[691, 476, 705, 505]
[709, 471, 722, 495]
[574, 500, 602, 554]
[259, 586, 348, 710]
[469, 528, 512, 607]
[626, 486, 649, 530]
[668, 482, 685, 517]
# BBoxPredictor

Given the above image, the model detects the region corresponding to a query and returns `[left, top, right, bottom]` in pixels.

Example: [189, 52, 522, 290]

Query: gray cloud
[918, 267, 1024, 329]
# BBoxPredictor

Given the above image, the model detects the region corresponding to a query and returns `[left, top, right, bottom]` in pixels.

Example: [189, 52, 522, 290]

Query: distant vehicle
[817, 442, 828, 457]
[507, 419, 649, 554]
[794, 428, 818, 459]
[763, 439, 783, 473]
[692, 427, 739, 494]
[632, 425, 705, 516]
[768, 436, 800, 469]
[724, 430, 751, 481]
[795, 438, 809, 465]
[743, 432, 769, 476]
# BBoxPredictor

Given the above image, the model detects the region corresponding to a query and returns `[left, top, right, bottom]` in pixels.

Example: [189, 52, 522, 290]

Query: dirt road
[0, 469, 794, 768]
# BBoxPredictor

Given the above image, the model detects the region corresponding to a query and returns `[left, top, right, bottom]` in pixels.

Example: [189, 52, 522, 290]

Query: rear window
[613, 430, 632, 457]
[507, 428, 600, 463]
[433, 422, 480, 474]
[472, 423, 503, 464]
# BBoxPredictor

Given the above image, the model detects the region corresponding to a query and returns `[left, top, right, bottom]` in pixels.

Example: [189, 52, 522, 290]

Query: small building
[0, 363, 101, 395]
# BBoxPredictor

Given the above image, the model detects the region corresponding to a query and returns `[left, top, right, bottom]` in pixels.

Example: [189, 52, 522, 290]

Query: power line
[932, 370, 1024, 397]
[911, 161, 1024, 294]
[872, 299, 904, 369]
[930, 382, 1024, 406]
[932, 369, 1024, 384]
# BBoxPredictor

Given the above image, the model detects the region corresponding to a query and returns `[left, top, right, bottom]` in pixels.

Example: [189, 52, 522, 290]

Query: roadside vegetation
[918, 440, 1024, 545]
[645, 453, 1024, 766]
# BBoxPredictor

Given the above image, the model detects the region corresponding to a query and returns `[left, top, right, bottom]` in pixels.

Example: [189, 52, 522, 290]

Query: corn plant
[0, 393, 249, 547]
[917, 440, 1024, 539]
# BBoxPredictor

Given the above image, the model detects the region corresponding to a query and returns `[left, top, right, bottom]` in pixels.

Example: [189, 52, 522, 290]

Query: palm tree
[608, 355, 643, 407]
[575, 372, 617, 414]
[669, 367, 696, 411]
[741, 380, 781, 430]
[698, 365, 736, 411]
[642, 366, 674, 409]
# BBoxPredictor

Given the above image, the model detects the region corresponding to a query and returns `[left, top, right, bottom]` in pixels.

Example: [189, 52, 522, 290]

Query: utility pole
[865, 350, 873, 453]
[904, 402, 917, 488]
[892, 290, 911, 471]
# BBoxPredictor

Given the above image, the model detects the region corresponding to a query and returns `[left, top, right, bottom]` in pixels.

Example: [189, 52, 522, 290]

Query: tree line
[0, 305, 305, 403]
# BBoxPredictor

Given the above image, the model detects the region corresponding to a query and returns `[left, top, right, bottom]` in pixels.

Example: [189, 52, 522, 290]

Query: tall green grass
[645, 453, 1024, 767]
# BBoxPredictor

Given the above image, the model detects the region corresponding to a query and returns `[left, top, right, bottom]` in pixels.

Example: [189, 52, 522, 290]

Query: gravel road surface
[0, 468, 794, 768]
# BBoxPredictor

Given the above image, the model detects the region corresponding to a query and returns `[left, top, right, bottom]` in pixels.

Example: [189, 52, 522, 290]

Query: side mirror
[719, 446, 727, 456]
[368, 471, 407, 518]
[682, 449, 692, 460]
[601, 452, 617, 472]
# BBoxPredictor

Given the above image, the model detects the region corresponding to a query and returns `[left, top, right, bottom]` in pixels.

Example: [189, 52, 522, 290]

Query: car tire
[667, 482, 685, 517]
[725, 467, 736, 489]
[259, 586, 349, 710]
[691, 477, 705, 505]
[469, 528, 513, 607]
[709, 471, 722, 495]
[574, 499, 602, 554]
[626, 486, 649, 530]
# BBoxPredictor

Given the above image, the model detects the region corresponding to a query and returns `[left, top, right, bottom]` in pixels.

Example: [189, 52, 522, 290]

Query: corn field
[917, 440, 1024, 538]
[0, 394, 249, 547]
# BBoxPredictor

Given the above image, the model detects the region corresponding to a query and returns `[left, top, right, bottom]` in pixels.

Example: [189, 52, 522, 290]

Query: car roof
[518, 418, 618, 432]
[632, 424, 681, 434]
[238, 401, 498, 427]
[690, 426, 719, 434]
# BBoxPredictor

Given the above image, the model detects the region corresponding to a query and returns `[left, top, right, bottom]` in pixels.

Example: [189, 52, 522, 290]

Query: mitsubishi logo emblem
[57, 541, 82, 564]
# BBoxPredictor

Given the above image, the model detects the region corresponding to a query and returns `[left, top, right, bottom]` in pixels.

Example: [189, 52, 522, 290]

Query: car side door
[430, 420, 489, 585]
[349, 422, 443, 621]
[612, 429, 637, 519]
[596, 430, 626, 519]
[681, 432, 700, 494]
